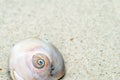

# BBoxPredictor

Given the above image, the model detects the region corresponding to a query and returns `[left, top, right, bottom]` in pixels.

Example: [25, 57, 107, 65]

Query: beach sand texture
[0, 0, 120, 80]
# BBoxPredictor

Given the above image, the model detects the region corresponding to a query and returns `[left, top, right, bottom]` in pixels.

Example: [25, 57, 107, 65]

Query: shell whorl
[9, 38, 65, 80]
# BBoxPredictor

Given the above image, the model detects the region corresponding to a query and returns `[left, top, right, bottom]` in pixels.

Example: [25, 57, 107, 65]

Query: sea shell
[9, 38, 65, 80]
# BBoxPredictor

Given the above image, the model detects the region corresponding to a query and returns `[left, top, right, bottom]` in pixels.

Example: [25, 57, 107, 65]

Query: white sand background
[0, 0, 120, 80]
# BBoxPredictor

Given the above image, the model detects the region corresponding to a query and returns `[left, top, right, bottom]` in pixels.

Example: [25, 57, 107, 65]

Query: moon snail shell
[9, 38, 65, 80]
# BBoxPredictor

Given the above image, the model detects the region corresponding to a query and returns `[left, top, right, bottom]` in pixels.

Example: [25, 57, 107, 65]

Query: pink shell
[9, 38, 65, 80]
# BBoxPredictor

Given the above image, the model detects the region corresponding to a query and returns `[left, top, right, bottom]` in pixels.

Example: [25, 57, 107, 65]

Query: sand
[0, 0, 120, 80]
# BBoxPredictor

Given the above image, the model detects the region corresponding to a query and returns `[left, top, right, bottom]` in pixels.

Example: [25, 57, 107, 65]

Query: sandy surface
[0, 0, 120, 80]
